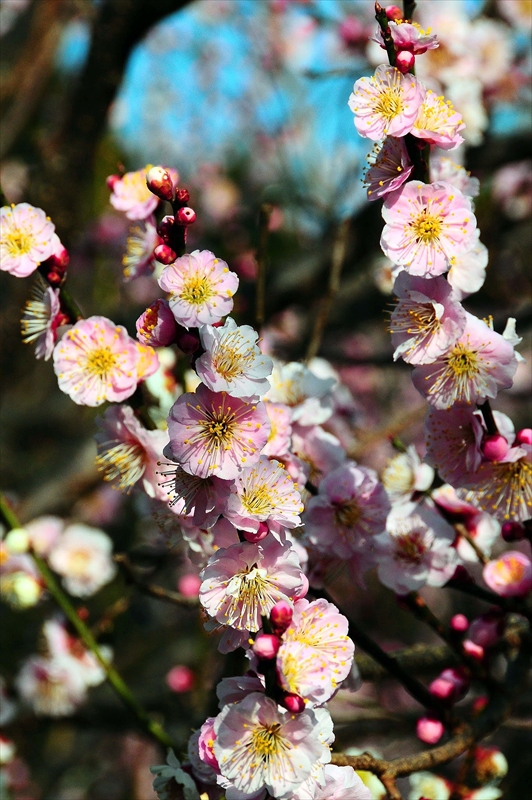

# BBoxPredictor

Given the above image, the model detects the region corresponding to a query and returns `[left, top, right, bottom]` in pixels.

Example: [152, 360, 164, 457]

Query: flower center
[212, 332, 255, 380]
[446, 343, 479, 378]
[334, 499, 361, 528]
[251, 723, 284, 760]
[4, 229, 35, 257]
[180, 274, 215, 306]
[241, 484, 274, 516]
[396, 531, 426, 563]
[375, 87, 404, 121]
[122, 170, 153, 202]
[494, 556, 524, 583]
[96, 442, 146, 492]
[85, 347, 118, 378]
[67, 549, 91, 576]
[223, 565, 275, 630]
[410, 210, 443, 244]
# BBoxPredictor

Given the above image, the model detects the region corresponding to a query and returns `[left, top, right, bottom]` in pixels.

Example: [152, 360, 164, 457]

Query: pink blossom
[196, 317, 273, 399]
[158, 250, 239, 329]
[381, 181, 478, 278]
[382, 445, 435, 504]
[412, 90, 465, 150]
[21, 274, 66, 360]
[364, 137, 413, 202]
[1, 203, 61, 278]
[348, 65, 425, 140]
[483, 551, 532, 597]
[305, 764, 372, 800]
[304, 461, 390, 558]
[430, 157, 480, 198]
[291, 424, 346, 486]
[223, 456, 303, 533]
[216, 672, 265, 708]
[447, 237, 488, 301]
[390, 271, 466, 365]
[42, 618, 109, 687]
[412, 313, 518, 409]
[177, 573, 201, 597]
[159, 464, 231, 527]
[199, 536, 305, 633]
[374, 501, 458, 594]
[416, 716, 444, 744]
[252, 633, 281, 660]
[212, 692, 331, 798]
[262, 402, 293, 457]
[48, 523, 117, 597]
[109, 166, 160, 220]
[266, 361, 335, 426]
[122, 218, 160, 280]
[136, 298, 177, 347]
[167, 384, 270, 480]
[425, 405, 485, 487]
[463, 445, 532, 522]
[432, 484, 500, 562]
[24, 515, 64, 556]
[95, 404, 168, 498]
[384, 20, 439, 55]
[135, 341, 159, 381]
[492, 159, 532, 221]
[15, 655, 87, 717]
[166, 664, 195, 693]
[53, 316, 141, 406]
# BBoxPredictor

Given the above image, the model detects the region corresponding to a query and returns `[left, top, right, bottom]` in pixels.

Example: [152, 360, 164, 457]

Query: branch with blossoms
[1, 1, 531, 799]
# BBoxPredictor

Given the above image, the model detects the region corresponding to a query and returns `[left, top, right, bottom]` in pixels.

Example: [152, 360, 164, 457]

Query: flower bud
[468, 611, 504, 649]
[146, 165, 175, 202]
[252, 633, 281, 660]
[243, 522, 269, 543]
[429, 667, 469, 704]
[516, 427, 532, 446]
[178, 573, 201, 597]
[416, 716, 444, 745]
[386, 5, 403, 21]
[166, 664, 194, 693]
[501, 521, 525, 542]
[106, 174, 120, 190]
[270, 600, 293, 634]
[175, 326, 200, 355]
[483, 551, 532, 597]
[153, 244, 177, 265]
[282, 693, 305, 713]
[450, 613, 469, 633]
[481, 434, 509, 462]
[473, 746, 508, 784]
[462, 639, 485, 661]
[157, 215, 176, 242]
[136, 299, 178, 347]
[473, 695, 488, 714]
[395, 50, 415, 73]
[175, 207, 196, 225]
[4, 528, 30, 554]
[174, 187, 190, 207]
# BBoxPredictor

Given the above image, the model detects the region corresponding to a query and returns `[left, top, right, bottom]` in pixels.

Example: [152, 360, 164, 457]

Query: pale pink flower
[348, 65, 425, 140]
[178, 516, 239, 567]
[136, 298, 177, 348]
[20, 274, 66, 360]
[48, 523, 117, 597]
[447, 237, 488, 301]
[305, 764, 372, 800]
[189, 721, 219, 784]
[412, 90, 465, 150]
[122, 217, 160, 280]
[159, 465, 231, 527]
[53, 316, 140, 406]
[95, 404, 168, 498]
[412, 313, 518, 409]
[199, 536, 305, 633]
[24, 515, 64, 556]
[266, 360, 335, 426]
[382, 445, 434, 504]
[382, 20, 439, 55]
[304, 461, 390, 558]
[223, 456, 303, 533]
[291, 424, 346, 486]
[212, 692, 331, 799]
[158, 250, 239, 329]
[483, 551, 532, 597]
[109, 166, 160, 220]
[0, 552, 43, 608]
[425, 405, 485, 487]
[42, 618, 109, 687]
[390, 271, 466, 365]
[262, 402, 293, 458]
[462, 444, 532, 522]
[492, 159, 532, 221]
[196, 317, 273, 399]
[374, 501, 458, 594]
[381, 181, 478, 278]
[1, 203, 61, 278]
[15, 655, 86, 717]
[430, 157, 479, 199]
[167, 384, 270, 480]
[364, 137, 413, 202]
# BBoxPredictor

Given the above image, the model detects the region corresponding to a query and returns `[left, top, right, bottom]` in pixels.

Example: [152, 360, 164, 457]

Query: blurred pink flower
[166, 664, 195, 693]
[483, 551, 532, 597]
[48, 523, 116, 597]
[109, 166, 160, 220]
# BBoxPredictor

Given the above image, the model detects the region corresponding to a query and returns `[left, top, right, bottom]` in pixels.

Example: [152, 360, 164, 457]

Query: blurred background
[0, 1, 531, 798]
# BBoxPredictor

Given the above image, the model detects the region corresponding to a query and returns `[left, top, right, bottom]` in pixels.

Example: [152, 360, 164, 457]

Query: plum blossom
[412, 90, 465, 150]
[265, 360, 335, 426]
[0, 552, 44, 608]
[364, 137, 413, 202]
[381, 181, 478, 278]
[412, 313, 518, 409]
[48, 523, 117, 597]
[20, 274, 67, 360]
[94, 404, 168, 498]
[430, 157, 480, 199]
[158, 249, 239, 329]
[1, 203, 61, 278]
[122, 218, 160, 280]
[374, 502, 458, 594]
[447, 237, 489, 300]
[262, 402, 292, 457]
[383, 20, 439, 55]
[136, 299, 178, 347]
[348, 65, 425, 140]
[158, 465, 230, 527]
[390, 271, 466, 365]
[167, 384, 270, 479]
[382, 445, 434, 504]
[42, 618, 110, 687]
[425, 405, 485, 487]
[196, 317, 273, 399]
[24, 515, 64, 556]
[199, 537, 305, 634]
[291, 424, 346, 486]
[15, 655, 87, 717]
[432, 485, 500, 562]
[53, 316, 142, 406]
[463, 444, 532, 522]
[109, 166, 160, 220]
[304, 461, 390, 558]
[223, 456, 303, 533]
[408, 771, 451, 800]
[301, 764, 372, 800]
[483, 551, 532, 597]
[212, 692, 331, 799]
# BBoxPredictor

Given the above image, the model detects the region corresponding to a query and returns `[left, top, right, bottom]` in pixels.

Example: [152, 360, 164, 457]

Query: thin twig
[478, 400, 499, 436]
[447, 578, 532, 620]
[114, 553, 199, 608]
[255, 203, 273, 326]
[375, 3, 396, 66]
[455, 523, 489, 566]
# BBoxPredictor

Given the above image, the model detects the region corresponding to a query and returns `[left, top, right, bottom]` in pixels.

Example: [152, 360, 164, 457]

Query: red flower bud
[157, 215, 176, 243]
[385, 5, 403, 21]
[243, 523, 269, 543]
[416, 716, 444, 744]
[174, 188, 190, 207]
[175, 207, 197, 225]
[282, 693, 305, 713]
[252, 633, 281, 660]
[395, 50, 415, 73]
[516, 428, 532, 446]
[270, 600, 293, 634]
[106, 174, 120, 190]
[450, 613, 469, 633]
[501, 521, 525, 542]
[481, 434, 509, 462]
[146, 165, 175, 202]
[154, 244, 177, 265]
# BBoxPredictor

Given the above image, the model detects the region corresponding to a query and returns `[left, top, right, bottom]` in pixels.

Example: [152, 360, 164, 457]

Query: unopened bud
[270, 600, 293, 634]
[178, 573, 201, 597]
[106, 174, 120, 190]
[463, 639, 485, 661]
[481, 434, 509, 462]
[157, 215, 176, 243]
[282, 693, 305, 713]
[450, 613, 469, 633]
[468, 612, 504, 649]
[154, 244, 177, 265]
[516, 428, 532, 446]
[243, 523, 269, 543]
[175, 207, 196, 226]
[501, 521, 525, 542]
[473, 695, 488, 714]
[252, 633, 281, 660]
[429, 667, 469, 704]
[416, 716, 444, 745]
[77, 606, 89, 621]
[4, 528, 29, 554]
[395, 50, 415, 73]
[175, 326, 200, 355]
[146, 165, 175, 202]
[386, 5, 403, 20]
[174, 188, 190, 207]
[136, 299, 177, 347]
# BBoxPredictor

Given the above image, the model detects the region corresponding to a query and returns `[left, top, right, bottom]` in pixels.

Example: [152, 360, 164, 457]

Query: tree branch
[114, 552, 199, 608]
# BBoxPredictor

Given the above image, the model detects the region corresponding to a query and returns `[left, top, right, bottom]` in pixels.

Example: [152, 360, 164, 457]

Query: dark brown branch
[355, 643, 458, 681]
[114, 553, 199, 608]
